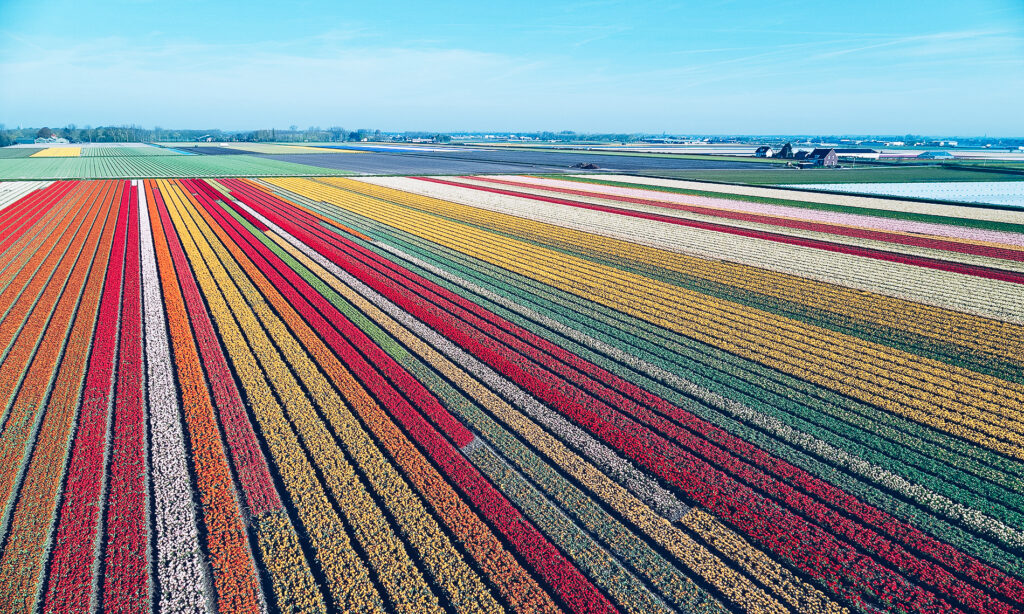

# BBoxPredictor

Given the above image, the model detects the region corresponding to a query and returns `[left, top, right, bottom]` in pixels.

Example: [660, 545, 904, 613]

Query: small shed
[807, 148, 838, 167]
[754, 145, 774, 158]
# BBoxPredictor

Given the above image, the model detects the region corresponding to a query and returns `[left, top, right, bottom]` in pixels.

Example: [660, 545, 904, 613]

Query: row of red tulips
[100, 184, 149, 613]
[217, 178, 617, 614]
[463, 175, 1024, 263]
[414, 177, 1024, 285]
[241, 179, 1023, 614]
[43, 182, 130, 613]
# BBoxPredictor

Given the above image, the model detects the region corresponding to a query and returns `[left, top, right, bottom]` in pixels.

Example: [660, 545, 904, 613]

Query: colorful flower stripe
[0, 184, 85, 304]
[316, 212, 1024, 555]
[185, 179, 519, 614]
[263, 229, 847, 614]
[261, 226, 796, 614]
[0, 181, 77, 262]
[415, 177, 1024, 285]
[270, 174, 1024, 609]
[306, 198, 1024, 574]
[439, 176, 1024, 282]
[0, 182, 120, 614]
[100, 182, 150, 613]
[151, 180, 388, 613]
[350, 229, 1024, 571]
[352, 214, 1024, 577]
[3, 175, 1021, 614]
[215, 178, 609, 614]
[42, 180, 128, 613]
[342, 176, 1024, 371]
[140, 181, 214, 613]
[566, 174, 1024, 228]
[164, 179, 445, 614]
[160, 180, 324, 614]
[342, 176, 1024, 329]
[0, 182, 104, 364]
[244, 181, 1023, 614]
[153, 188, 381, 611]
[284, 180, 1024, 501]
[245, 179, 691, 523]
[479, 175, 1024, 249]
[278, 178, 1024, 459]
[0, 182, 115, 518]
[151, 182, 268, 614]
[444, 177, 1024, 271]
[276, 181, 1024, 503]
[212, 192, 681, 614]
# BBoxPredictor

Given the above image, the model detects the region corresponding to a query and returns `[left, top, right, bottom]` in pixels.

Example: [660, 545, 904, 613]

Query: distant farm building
[793, 150, 810, 160]
[195, 134, 213, 142]
[777, 143, 794, 158]
[34, 136, 69, 144]
[754, 145, 774, 158]
[807, 148, 838, 167]
[835, 148, 880, 160]
[917, 150, 956, 159]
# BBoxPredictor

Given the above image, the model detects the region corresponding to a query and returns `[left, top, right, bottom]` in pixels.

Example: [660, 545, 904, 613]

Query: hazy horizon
[2, 0, 1022, 134]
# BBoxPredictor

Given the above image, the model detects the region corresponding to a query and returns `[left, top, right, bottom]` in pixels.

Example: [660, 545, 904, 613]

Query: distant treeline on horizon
[1, 125, 1021, 148]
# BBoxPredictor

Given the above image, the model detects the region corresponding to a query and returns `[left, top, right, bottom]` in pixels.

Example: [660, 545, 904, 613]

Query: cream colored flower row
[577, 174, 1024, 225]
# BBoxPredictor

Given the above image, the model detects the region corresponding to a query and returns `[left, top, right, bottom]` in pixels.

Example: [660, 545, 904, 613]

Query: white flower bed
[777, 182, 1024, 207]
[579, 174, 1024, 224]
[138, 182, 212, 614]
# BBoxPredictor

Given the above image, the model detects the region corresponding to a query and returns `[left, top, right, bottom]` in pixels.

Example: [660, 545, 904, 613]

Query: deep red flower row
[464, 175, 1024, 263]
[235, 178, 1024, 614]
[216, 177, 619, 614]
[414, 177, 1024, 284]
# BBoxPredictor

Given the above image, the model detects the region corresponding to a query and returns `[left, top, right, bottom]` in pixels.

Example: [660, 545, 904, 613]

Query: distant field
[779, 181, 1024, 206]
[80, 145, 185, 157]
[0, 153, 352, 179]
[471, 143, 791, 164]
[632, 165, 1024, 184]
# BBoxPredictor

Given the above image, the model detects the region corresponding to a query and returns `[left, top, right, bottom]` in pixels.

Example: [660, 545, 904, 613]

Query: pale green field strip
[0, 156, 353, 180]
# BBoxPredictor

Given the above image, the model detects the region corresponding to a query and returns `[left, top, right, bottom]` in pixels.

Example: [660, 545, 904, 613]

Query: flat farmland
[255, 146, 771, 174]
[0, 172, 1022, 614]
[0, 155, 353, 180]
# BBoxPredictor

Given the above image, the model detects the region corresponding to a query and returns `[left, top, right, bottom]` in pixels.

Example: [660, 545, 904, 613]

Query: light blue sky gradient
[1, 0, 1022, 134]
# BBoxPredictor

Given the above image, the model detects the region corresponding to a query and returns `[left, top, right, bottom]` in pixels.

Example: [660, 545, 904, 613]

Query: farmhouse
[807, 148, 838, 167]
[754, 145, 774, 158]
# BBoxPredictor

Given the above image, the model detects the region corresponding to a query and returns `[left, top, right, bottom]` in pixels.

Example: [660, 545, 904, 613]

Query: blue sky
[1, 0, 1022, 134]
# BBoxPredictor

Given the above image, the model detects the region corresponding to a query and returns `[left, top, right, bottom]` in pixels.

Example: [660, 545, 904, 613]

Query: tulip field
[0, 173, 1022, 614]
